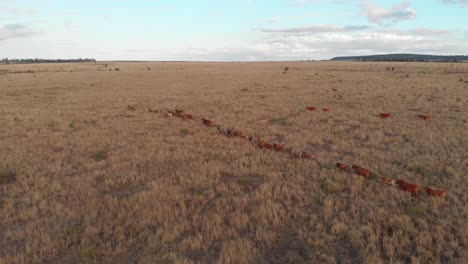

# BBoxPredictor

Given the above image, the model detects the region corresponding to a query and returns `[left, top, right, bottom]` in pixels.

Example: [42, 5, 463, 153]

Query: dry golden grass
[0, 61, 467, 263]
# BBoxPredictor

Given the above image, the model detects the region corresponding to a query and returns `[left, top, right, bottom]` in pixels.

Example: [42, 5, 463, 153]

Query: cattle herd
[163, 106, 445, 199]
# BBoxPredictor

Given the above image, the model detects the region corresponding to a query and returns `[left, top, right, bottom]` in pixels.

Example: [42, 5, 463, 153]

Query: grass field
[0, 61, 467, 263]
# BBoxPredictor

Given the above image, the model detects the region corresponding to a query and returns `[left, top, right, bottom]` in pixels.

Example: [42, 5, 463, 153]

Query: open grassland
[0, 61, 467, 263]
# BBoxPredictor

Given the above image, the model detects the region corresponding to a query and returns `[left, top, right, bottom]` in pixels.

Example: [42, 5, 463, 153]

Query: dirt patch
[219, 171, 266, 193]
[258, 230, 312, 264]
[114, 243, 145, 264]
[0, 223, 26, 257]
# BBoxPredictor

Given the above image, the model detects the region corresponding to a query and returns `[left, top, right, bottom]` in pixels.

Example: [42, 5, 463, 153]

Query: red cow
[183, 114, 193, 120]
[301, 152, 314, 159]
[418, 114, 431, 120]
[352, 165, 371, 179]
[336, 162, 351, 172]
[238, 132, 248, 139]
[264, 143, 273, 150]
[424, 187, 446, 198]
[380, 113, 392, 118]
[396, 179, 419, 196]
[306, 106, 316, 111]
[273, 144, 284, 152]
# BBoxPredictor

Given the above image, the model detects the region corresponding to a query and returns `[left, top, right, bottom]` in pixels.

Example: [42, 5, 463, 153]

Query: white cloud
[363, 1, 416, 24]
[442, 0, 468, 7]
[0, 24, 37, 41]
[260, 24, 370, 34]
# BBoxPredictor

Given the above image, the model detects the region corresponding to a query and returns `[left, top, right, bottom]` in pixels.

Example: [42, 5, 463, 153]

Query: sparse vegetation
[408, 166, 432, 178]
[269, 118, 288, 126]
[0, 61, 466, 263]
[409, 204, 428, 215]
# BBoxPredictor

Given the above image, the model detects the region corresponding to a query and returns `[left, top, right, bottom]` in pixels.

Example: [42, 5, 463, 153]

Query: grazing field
[0, 61, 467, 263]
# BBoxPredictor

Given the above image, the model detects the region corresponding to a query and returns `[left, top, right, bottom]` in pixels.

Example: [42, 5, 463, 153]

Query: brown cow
[323, 108, 330, 112]
[396, 179, 419, 196]
[306, 106, 316, 111]
[336, 162, 351, 172]
[352, 165, 371, 179]
[379, 113, 392, 118]
[424, 187, 446, 198]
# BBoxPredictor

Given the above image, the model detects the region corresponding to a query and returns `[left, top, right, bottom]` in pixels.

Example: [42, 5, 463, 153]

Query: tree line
[0, 58, 96, 65]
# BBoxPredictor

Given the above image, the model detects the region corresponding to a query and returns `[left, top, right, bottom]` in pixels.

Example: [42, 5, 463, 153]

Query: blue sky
[0, 0, 467, 60]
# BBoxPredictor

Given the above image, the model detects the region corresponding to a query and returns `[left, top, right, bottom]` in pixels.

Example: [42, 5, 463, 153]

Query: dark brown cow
[202, 118, 214, 127]
[306, 106, 316, 111]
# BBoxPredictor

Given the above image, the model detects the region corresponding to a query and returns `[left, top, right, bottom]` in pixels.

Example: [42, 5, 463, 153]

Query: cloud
[288, 0, 346, 7]
[0, 24, 37, 41]
[363, 1, 416, 24]
[442, 0, 468, 7]
[260, 24, 370, 34]
[250, 25, 468, 60]
[0, 4, 38, 16]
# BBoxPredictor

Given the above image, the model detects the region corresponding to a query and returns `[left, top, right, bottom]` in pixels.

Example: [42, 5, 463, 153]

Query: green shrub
[81, 247, 98, 263]
[93, 151, 107, 162]
[0, 165, 16, 184]
[179, 128, 190, 136]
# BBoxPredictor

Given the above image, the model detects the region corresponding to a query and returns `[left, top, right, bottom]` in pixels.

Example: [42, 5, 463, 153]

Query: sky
[0, 0, 467, 61]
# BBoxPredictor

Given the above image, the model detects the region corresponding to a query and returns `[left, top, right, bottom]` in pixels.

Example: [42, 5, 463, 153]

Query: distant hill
[330, 54, 468, 62]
